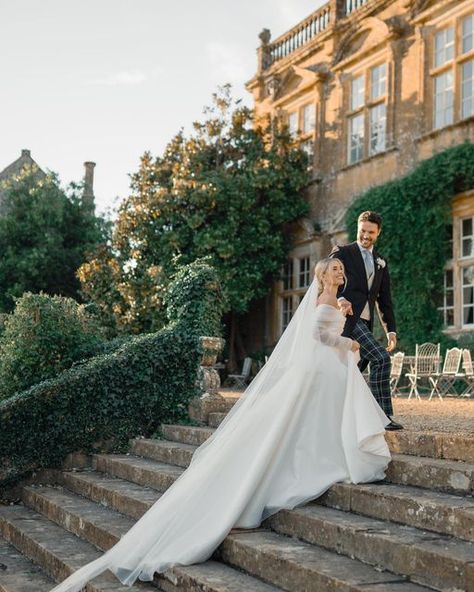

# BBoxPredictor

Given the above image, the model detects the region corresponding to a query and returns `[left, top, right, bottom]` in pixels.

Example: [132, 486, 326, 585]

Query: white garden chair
[405, 343, 441, 400]
[460, 349, 474, 397]
[428, 347, 463, 400]
[227, 357, 252, 389]
[390, 352, 405, 397]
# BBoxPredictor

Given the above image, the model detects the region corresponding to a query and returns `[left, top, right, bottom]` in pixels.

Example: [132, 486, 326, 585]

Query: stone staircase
[0, 397, 473, 592]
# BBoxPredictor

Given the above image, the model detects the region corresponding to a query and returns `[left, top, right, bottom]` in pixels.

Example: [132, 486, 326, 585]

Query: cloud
[272, 0, 327, 36]
[87, 70, 153, 86]
[206, 41, 250, 88]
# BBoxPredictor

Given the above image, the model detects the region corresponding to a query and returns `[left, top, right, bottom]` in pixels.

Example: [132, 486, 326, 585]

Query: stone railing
[345, 0, 370, 14]
[267, 3, 331, 67]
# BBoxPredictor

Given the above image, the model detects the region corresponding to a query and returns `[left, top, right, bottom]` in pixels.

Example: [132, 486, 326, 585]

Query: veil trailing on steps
[50, 275, 390, 591]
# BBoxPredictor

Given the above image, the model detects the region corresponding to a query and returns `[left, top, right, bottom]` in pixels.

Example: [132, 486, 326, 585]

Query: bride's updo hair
[314, 257, 346, 295]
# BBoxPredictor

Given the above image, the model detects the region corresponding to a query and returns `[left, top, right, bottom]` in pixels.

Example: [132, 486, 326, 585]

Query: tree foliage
[0, 167, 108, 311]
[346, 142, 474, 351]
[79, 86, 310, 335]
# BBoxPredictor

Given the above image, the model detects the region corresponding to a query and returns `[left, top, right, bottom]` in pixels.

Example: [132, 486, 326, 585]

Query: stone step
[92, 453, 183, 491]
[0, 538, 54, 592]
[22, 486, 429, 592]
[263, 501, 474, 591]
[131, 436, 474, 497]
[0, 505, 155, 592]
[60, 470, 163, 520]
[130, 438, 195, 468]
[218, 530, 430, 592]
[386, 453, 474, 495]
[20, 486, 284, 592]
[163, 422, 474, 464]
[318, 481, 474, 542]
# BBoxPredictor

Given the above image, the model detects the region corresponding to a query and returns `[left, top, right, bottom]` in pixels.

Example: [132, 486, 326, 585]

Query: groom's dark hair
[358, 210, 382, 229]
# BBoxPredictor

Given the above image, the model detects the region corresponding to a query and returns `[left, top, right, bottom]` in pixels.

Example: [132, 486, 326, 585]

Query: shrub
[0, 293, 104, 401]
[0, 260, 224, 492]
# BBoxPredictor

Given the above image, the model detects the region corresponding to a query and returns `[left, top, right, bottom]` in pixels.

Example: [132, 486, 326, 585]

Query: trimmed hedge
[0, 292, 104, 401]
[0, 259, 224, 492]
[346, 142, 474, 351]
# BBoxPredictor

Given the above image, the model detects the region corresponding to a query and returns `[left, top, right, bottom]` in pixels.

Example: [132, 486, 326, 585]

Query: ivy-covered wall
[346, 142, 474, 352]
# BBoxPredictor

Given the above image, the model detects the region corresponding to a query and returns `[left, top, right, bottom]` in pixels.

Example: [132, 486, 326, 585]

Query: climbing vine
[346, 142, 474, 351]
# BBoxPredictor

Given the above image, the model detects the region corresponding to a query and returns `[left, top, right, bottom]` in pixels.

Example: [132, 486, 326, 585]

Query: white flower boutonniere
[376, 257, 386, 269]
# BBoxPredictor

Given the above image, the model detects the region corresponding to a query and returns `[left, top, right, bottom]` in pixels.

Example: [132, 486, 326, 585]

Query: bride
[50, 257, 390, 592]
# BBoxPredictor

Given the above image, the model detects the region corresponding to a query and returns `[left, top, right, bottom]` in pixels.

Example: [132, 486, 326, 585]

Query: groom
[331, 210, 403, 431]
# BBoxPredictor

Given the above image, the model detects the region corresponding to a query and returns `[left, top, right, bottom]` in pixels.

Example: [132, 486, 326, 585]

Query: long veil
[50, 275, 388, 592]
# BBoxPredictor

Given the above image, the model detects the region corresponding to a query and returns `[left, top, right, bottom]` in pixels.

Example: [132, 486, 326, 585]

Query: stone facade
[245, 0, 474, 350]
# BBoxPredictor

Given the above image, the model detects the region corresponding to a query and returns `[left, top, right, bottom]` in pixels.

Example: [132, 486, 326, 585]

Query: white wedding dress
[50, 279, 390, 592]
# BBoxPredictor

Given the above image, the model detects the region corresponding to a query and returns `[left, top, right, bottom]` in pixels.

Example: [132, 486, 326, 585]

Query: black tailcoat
[331, 242, 396, 338]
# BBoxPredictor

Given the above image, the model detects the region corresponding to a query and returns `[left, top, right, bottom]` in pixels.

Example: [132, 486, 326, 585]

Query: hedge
[0, 259, 224, 492]
[346, 142, 474, 351]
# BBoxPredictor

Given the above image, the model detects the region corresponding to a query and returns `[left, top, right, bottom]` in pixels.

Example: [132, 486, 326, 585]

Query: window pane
[433, 70, 454, 129]
[434, 27, 454, 67]
[351, 75, 365, 110]
[348, 113, 365, 164]
[288, 112, 298, 137]
[463, 217, 473, 237]
[369, 103, 386, 155]
[298, 257, 311, 288]
[300, 140, 314, 170]
[463, 14, 474, 54]
[371, 64, 387, 100]
[282, 296, 294, 331]
[446, 308, 454, 326]
[302, 104, 315, 134]
[282, 260, 294, 290]
[446, 269, 453, 287]
[462, 59, 474, 119]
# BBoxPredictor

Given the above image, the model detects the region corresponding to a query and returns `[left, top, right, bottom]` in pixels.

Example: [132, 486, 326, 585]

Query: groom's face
[357, 220, 381, 250]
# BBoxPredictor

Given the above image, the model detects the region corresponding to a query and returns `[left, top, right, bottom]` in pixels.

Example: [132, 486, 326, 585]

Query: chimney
[21, 149, 31, 158]
[83, 161, 95, 210]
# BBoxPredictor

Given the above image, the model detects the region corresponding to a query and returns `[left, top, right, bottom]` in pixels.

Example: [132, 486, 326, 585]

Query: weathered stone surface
[61, 470, 161, 520]
[385, 431, 474, 463]
[0, 538, 54, 592]
[219, 530, 427, 592]
[208, 412, 227, 428]
[160, 424, 214, 447]
[441, 433, 474, 464]
[0, 505, 153, 591]
[92, 454, 183, 491]
[130, 438, 195, 468]
[387, 454, 474, 495]
[318, 481, 474, 542]
[264, 503, 474, 591]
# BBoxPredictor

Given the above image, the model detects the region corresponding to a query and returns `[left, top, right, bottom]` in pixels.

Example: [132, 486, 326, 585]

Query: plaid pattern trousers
[351, 319, 393, 416]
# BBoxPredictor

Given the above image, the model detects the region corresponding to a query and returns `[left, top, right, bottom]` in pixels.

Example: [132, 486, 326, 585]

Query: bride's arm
[313, 314, 353, 351]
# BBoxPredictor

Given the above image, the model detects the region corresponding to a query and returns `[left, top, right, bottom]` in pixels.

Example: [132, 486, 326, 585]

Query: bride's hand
[350, 340, 360, 353]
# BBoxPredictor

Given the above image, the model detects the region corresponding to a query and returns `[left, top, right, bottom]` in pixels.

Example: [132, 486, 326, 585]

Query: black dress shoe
[385, 418, 404, 431]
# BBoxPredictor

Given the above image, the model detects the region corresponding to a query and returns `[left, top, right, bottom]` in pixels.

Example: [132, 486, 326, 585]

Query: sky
[0, 1, 326, 214]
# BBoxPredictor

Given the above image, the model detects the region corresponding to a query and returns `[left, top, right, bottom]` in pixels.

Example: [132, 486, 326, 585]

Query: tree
[0, 166, 108, 311]
[79, 86, 310, 358]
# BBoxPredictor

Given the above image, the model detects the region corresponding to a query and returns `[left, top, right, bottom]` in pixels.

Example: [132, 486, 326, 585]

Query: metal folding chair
[390, 352, 405, 397]
[428, 347, 463, 400]
[227, 357, 252, 389]
[405, 343, 441, 400]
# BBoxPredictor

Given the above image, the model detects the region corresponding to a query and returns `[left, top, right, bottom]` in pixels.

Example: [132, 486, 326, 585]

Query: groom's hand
[386, 332, 397, 352]
[337, 297, 353, 316]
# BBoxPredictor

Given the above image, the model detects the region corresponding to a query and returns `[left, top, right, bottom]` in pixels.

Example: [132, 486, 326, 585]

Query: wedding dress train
[50, 279, 390, 592]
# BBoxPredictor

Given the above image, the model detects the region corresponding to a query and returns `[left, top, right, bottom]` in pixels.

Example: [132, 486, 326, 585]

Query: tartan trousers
[351, 319, 393, 416]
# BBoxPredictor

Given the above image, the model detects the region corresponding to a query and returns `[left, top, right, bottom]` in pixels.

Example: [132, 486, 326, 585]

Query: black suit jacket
[330, 242, 396, 338]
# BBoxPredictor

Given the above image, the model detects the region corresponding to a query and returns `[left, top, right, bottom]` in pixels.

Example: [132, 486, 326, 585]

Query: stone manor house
[241, 0, 474, 353]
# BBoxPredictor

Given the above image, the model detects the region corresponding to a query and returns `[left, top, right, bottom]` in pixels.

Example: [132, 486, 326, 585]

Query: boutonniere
[376, 257, 386, 269]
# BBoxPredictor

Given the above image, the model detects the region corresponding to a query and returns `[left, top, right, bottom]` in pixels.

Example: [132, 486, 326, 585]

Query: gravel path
[220, 388, 473, 435]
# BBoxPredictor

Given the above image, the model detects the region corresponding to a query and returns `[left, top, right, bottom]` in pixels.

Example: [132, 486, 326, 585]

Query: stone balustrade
[345, 0, 370, 15]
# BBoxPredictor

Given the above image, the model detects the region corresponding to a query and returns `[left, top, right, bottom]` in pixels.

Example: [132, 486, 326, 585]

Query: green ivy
[346, 142, 474, 351]
[0, 260, 224, 493]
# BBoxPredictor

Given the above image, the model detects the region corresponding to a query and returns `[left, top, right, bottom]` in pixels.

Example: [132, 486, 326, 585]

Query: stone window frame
[344, 56, 391, 166]
[443, 190, 474, 335]
[283, 99, 317, 170]
[427, 9, 474, 132]
[278, 254, 312, 335]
